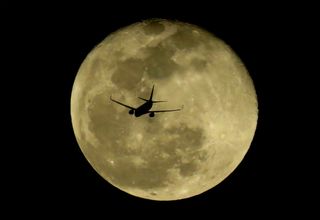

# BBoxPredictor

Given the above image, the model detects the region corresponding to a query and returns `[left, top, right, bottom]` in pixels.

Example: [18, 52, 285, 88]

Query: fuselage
[134, 101, 153, 117]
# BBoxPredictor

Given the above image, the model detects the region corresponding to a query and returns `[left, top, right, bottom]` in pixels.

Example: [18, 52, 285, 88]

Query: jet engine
[129, 109, 134, 115]
[149, 112, 155, 117]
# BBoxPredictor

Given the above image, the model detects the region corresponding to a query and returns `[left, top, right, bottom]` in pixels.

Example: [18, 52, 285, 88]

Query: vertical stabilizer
[149, 85, 155, 101]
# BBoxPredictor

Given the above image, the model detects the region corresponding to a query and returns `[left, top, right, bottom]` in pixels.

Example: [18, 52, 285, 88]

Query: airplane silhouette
[110, 85, 183, 117]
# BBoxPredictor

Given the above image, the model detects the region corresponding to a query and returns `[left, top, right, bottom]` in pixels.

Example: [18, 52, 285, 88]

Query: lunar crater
[142, 20, 165, 35]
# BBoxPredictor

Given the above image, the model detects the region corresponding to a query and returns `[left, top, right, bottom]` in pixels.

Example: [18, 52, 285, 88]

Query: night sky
[4, 1, 312, 216]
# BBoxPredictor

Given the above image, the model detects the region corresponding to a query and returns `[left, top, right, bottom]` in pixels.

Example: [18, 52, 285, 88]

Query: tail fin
[149, 85, 155, 101]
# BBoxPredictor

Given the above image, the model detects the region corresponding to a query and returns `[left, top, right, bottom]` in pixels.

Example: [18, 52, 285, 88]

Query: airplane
[110, 85, 183, 117]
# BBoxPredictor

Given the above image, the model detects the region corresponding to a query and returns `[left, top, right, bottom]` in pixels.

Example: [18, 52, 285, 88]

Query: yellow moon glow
[71, 19, 258, 201]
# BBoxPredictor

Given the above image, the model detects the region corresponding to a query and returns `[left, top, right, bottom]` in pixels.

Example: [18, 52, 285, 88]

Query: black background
[3, 1, 315, 217]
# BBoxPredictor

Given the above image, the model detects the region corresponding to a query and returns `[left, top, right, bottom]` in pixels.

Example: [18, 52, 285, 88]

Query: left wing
[110, 96, 136, 110]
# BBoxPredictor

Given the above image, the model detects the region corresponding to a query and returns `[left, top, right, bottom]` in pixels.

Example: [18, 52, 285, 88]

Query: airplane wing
[149, 105, 183, 113]
[110, 96, 136, 110]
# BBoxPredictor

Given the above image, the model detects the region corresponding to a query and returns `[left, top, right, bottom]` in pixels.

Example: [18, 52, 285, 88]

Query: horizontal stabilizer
[138, 97, 149, 102]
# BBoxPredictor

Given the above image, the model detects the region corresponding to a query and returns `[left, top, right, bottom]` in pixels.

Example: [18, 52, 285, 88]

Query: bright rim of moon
[71, 19, 258, 201]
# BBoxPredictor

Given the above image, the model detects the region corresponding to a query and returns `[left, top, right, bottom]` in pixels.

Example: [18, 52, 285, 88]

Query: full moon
[71, 19, 258, 201]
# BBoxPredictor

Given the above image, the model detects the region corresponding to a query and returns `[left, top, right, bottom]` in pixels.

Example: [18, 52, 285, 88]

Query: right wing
[149, 109, 181, 113]
[110, 96, 136, 110]
[149, 105, 184, 113]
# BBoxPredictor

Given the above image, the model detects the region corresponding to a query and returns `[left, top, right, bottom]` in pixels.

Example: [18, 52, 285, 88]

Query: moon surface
[71, 19, 258, 201]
